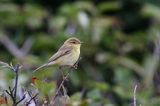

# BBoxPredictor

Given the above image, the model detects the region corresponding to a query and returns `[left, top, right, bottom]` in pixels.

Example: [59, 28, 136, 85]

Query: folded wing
[48, 45, 72, 63]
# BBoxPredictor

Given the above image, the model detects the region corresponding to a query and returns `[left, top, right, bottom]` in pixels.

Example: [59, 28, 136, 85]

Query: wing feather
[48, 45, 72, 63]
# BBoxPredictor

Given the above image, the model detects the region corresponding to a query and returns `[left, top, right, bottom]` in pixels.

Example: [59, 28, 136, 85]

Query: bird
[33, 37, 82, 72]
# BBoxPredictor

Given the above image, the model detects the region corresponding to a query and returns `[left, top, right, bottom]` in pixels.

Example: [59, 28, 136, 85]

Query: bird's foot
[69, 65, 77, 69]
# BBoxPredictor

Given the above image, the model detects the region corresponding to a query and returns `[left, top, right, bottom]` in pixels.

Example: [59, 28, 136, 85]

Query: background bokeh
[0, 0, 160, 106]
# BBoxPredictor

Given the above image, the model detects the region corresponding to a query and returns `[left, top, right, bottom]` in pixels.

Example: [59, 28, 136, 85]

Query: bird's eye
[71, 41, 76, 44]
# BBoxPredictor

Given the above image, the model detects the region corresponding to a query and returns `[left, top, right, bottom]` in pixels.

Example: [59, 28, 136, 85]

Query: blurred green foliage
[0, 0, 160, 106]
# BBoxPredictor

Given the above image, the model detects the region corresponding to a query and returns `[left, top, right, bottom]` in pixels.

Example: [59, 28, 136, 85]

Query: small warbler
[34, 37, 82, 72]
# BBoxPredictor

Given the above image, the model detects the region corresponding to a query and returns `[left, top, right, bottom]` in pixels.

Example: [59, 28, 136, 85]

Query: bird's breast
[59, 48, 80, 66]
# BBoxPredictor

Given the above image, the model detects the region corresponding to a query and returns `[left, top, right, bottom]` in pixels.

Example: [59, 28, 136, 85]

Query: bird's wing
[48, 45, 72, 63]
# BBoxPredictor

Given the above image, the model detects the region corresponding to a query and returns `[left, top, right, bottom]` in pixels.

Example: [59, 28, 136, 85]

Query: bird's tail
[33, 63, 48, 72]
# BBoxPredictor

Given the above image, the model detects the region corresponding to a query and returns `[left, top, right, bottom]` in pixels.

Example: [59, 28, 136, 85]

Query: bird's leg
[72, 65, 78, 69]
[66, 65, 77, 70]
[73, 57, 82, 69]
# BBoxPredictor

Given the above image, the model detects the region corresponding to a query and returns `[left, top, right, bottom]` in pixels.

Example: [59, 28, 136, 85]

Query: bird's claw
[70, 65, 77, 69]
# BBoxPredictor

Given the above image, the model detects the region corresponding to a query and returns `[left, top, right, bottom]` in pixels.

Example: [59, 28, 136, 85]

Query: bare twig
[5, 87, 15, 104]
[0, 35, 33, 60]
[51, 57, 81, 104]
[25, 93, 38, 106]
[0, 61, 13, 69]
[27, 91, 38, 105]
[0, 61, 9, 67]
[0, 35, 24, 59]
[16, 94, 26, 105]
[5, 64, 26, 106]
[20, 37, 33, 55]
[52, 69, 72, 101]
[13, 64, 20, 103]
[133, 85, 137, 106]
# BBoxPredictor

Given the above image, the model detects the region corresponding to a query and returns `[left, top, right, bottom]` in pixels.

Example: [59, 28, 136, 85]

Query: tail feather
[33, 63, 48, 72]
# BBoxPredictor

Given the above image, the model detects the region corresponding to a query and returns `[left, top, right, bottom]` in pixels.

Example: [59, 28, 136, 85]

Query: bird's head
[64, 37, 82, 48]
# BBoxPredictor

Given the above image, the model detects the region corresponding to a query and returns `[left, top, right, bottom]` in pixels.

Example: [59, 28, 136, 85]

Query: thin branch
[52, 57, 81, 104]
[25, 93, 38, 106]
[16, 94, 26, 105]
[20, 37, 33, 55]
[27, 91, 36, 104]
[5, 64, 25, 106]
[0, 61, 13, 69]
[53, 69, 72, 101]
[0, 35, 33, 60]
[133, 85, 137, 106]
[0, 35, 24, 59]
[14, 64, 20, 103]
[28, 91, 38, 105]
[5, 88, 15, 103]
[0, 61, 9, 67]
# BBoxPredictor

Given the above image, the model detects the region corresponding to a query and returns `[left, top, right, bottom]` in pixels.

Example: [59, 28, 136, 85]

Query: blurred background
[0, 0, 160, 106]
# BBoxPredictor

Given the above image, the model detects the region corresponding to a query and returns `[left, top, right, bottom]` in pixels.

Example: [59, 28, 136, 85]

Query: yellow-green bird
[34, 37, 82, 72]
